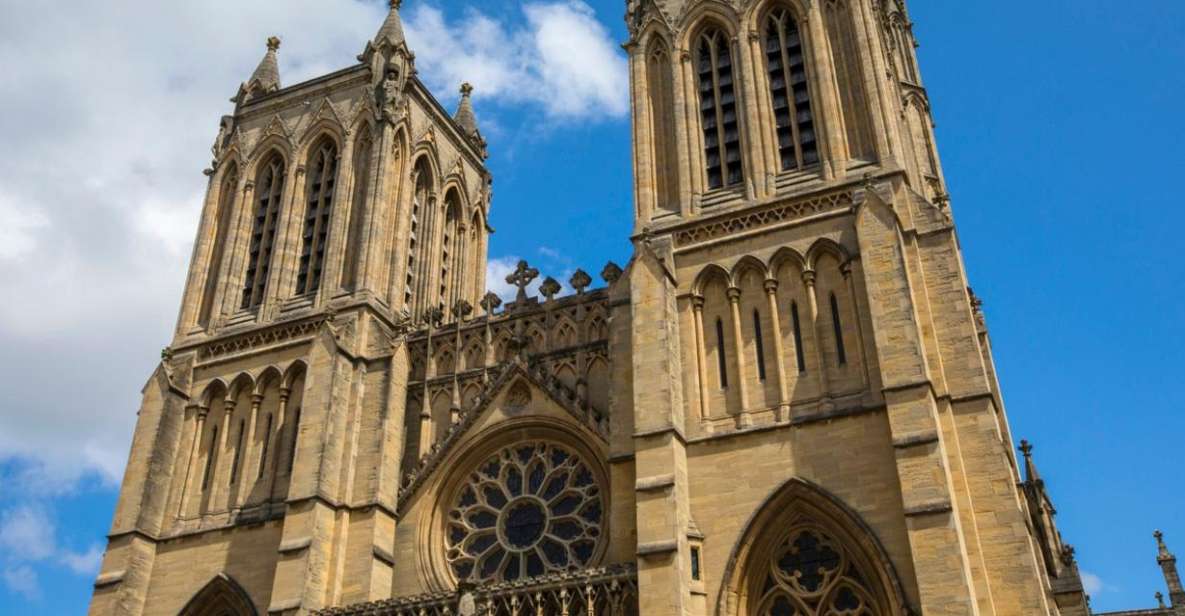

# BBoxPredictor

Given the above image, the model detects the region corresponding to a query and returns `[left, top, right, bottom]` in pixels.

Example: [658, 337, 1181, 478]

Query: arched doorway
[718, 479, 909, 616]
[179, 574, 258, 616]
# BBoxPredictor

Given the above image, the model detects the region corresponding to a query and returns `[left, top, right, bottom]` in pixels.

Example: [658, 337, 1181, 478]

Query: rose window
[753, 527, 883, 616]
[445, 442, 603, 583]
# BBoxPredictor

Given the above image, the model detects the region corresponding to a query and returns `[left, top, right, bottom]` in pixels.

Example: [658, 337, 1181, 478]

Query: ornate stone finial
[480, 291, 503, 315]
[1019, 440, 1033, 459]
[540, 277, 562, 302]
[161, 346, 174, 361]
[423, 306, 445, 328]
[266, 36, 281, 52]
[569, 269, 592, 295]
[506, 260, 539, 304]
[1156, 530, 1174, 560]
[601, 261, 623, 284]
[1157, 591, 1166, 608]
[452, 299, 473, 322]
[460, 82, 473, 97]
[237, 35, 283, 103]
[390, 0, 402, 8]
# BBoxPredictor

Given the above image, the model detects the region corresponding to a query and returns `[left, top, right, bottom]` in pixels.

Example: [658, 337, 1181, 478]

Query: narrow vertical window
[690, 546, 702, 581]
[752, 309, 767, 381]
[257, 413, 273, 480]
[440, 196, 458, 308]
[340, 132, 373, 292]
[830, 292, 847, 365]
[791, 301, 806, 373]
[199, 166, 238, 327]
[287, 407, 302, 473]
[241, 154, 285, 309]
[201, 425, 219, 491]
[764, 8, 818, 171]
[715, 317, 729, 388]
[696, 28, 743, 190]
[229, 419, 245, 484]
[296, 140, 338, 296]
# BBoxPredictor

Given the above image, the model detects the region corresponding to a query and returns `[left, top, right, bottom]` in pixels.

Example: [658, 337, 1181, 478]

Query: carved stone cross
[506, 260, 539, 303]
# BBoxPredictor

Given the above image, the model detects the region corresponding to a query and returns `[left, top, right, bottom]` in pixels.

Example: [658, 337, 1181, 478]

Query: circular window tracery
[445, 442, 603, 583]
[754, 526, 883, 616]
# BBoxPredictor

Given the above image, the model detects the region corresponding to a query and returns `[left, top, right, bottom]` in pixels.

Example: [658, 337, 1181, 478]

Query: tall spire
[236, 36, 282, 104]
[374, 0, 407, 50]
[1155, 530, 1185, 608]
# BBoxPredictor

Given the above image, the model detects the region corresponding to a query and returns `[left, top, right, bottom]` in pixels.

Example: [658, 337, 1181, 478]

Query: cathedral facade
[90, 1, 1181, 615]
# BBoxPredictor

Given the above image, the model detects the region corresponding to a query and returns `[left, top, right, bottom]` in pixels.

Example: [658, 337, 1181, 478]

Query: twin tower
[90, 1, 1164, 615]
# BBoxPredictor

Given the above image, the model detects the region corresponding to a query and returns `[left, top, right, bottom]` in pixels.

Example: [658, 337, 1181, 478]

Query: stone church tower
[92, 0, 1149, 615]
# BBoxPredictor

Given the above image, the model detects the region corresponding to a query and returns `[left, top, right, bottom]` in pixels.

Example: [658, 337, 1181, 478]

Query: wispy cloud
[0, 504, 102, 598]
[405, 1, 628, 119]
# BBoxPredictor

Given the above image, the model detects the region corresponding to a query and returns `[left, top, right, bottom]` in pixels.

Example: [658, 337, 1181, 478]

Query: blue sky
[0, 0, 1181, 613]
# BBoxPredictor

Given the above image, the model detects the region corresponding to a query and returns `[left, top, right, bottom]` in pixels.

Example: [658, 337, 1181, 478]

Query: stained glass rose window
[445, 442, 603, 583]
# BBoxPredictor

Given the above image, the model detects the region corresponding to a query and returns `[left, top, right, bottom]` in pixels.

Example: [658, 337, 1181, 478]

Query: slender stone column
[691, 296, 711, 420]
[234, 393, 263, 507]
[726, 287, 750, 417]
[841, 261, 871, 389]
[734, 33, 766, 200]
[213, 399, 234, 510]
[763, 280, 791, 420]
[801, 270, 831, 400]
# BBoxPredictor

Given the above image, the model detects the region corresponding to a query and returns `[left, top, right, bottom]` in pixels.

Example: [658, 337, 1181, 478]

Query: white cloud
[2, 565, 39, 601]
[405, 1, 628, 119]
[61, 545, 104, 576]
[0, 0, 624, 495]
[0, 507, 55, 561]
[1080, 570, 1118, 596]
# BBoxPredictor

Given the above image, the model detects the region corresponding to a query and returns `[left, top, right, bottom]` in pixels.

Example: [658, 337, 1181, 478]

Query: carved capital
[726, 287, 742, 302]
[801, 270, 817, 286]
[840, 261, 854, 279]
[251, 393, 265, 407]
[763, 279, 779, 294]
[279, 387, 292, 403]
[691, 295, 705, 311]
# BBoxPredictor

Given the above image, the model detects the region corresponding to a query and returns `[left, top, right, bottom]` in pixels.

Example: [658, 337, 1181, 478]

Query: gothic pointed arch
[757, 1, 820, 171]
[179, 573, 259, 616]
[644, 33, 680, 215]
[689, 16, 745, 191]
[241, 148, 288, 310]
[717, 478, 909, 616]
[296, 134, 341, 295]
[821, 0, 876, 162]
[198, 161, 240, 327]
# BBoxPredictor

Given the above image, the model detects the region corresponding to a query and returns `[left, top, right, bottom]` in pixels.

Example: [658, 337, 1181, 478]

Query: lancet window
[296, 139, 338, 296]
[241, 154, 285, 309]
[764, 7, 818, 171]
[340, 132, 372, 292]
[823, 0, 876, 161]
[696, 27, 744, 190]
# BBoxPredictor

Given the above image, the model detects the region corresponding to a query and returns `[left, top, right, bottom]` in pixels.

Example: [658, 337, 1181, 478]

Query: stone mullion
[418, 327, 435, 455]
[177, 405, 208, 518]
[628, 46, 656, 226]
[801, 270, 832, 400]
[847, 0, 895, 165]
[318, 144, 355, 304]
[763, 280, 791, 419]
[734, 33, 763, 200]
[805, 6, 847, 180]
[725, 287, 751, 417]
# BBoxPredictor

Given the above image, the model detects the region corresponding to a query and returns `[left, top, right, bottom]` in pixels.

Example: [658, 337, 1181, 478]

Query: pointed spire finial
[1157, 591, 1166, 608]
[1156, 530, 1173, 560]
[374, 0, 407, 48]
[461, 82, 474, 97]
[237, 36, 283, 103]
[266, 35, 281, 52]
[454, 82, 480, 139]
[1018, 440, 1042, 485]
[1020, 439, 1033, 459]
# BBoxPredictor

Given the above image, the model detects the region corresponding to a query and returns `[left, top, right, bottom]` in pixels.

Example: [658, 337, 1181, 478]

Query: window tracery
[241, 154, 285, 309]
[445, 442, 604, 583]
[752, 526, 883, 616]
[296, 140, 338, 295]
[764, 7, 818, 171]
[696, 27, 744, 190]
